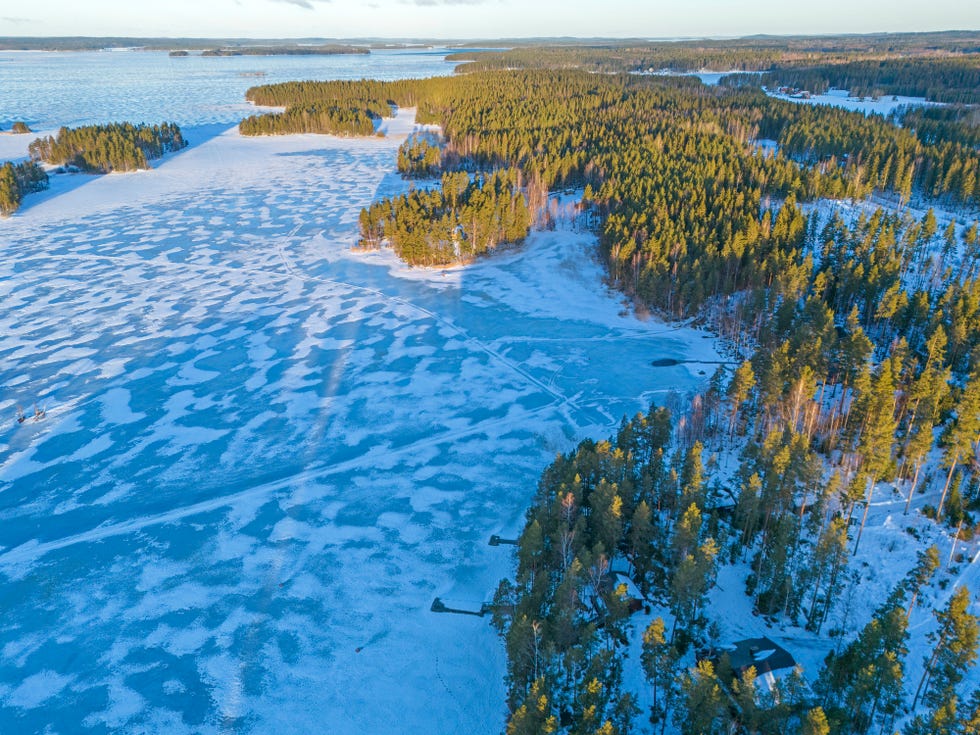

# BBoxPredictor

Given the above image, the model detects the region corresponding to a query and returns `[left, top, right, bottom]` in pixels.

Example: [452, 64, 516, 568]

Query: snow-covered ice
[0, 103, 718, 733]
[634, 69, 762, 86]
[0, 48, 456, 130]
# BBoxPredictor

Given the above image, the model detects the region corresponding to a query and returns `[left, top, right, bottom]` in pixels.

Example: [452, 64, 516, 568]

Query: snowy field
[0, 101, 718, 732]
[634, 68, 940, 117]
[764, 86, 941, 116]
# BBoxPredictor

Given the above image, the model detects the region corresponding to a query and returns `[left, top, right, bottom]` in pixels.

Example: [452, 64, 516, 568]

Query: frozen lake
[0, 51, 717, 734]
[0, 47, 456, 130]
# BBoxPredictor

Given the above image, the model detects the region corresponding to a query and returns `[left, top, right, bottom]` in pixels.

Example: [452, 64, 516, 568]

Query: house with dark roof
[712, 637, 798, 697]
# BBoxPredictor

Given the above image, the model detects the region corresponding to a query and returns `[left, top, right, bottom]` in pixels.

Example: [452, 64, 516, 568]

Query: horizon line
[1, 29, 979, 43]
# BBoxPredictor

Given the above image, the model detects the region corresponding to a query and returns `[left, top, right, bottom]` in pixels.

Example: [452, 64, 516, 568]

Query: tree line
[447, 35, 980, 104]
[240, 103, 381, 136]
[893, 105, 980, 150]
[247, 69, 979, 285]
[397, 133, 442, 178]
[239, 79, 421, 137]
[760, 59, 980, 105]
[0, 160, 48, 216]
[244, 46, 980, 734]
[28, 122, 186, 173]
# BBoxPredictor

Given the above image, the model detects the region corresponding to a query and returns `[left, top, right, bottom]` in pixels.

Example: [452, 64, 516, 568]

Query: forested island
[0, 122, 185, 213]
[240, 104, 380, 137]
[358, 169, 531, 265]
[0, 36, 373, 52]
[201, 45, 368, 57]
[240, 80, 397, 136]
[3, 121, 32, 134]
[28, 122, 186, 173]
[241, 36, 980, 734]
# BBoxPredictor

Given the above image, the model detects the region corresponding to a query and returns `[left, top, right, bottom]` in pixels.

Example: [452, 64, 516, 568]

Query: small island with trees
[201, 45, 368, 57]
[28, 121, 187, 174]
[2, 121, 33, 134]
[358, 169, 531, 265]
[1, 121, 187, 215]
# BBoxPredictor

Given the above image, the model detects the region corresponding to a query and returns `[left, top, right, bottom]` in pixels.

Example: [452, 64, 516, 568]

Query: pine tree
[517, 520, 545, 583]
[629, 500, 656, 593]
[961, 690, 980, 734]
[819, 600, 908, 733]
[590, 480, 625, 558]
[937, 368, 980, 520]
[904, 698, 959, 735]
[905, 545, 940, 617]
[507, 677, 559, 735]
[672, 504, 702, 565]
[0, 163, 20, 216]
[853, 358, 898, 554]
[641, 618, 680, 733]
[727, 361, 756, 440]
[669, 539, 718, 641]
[731, 666, 763, 733]
[679, 442, 706, 509]
[903, 328, 951, 514]
[801, 706, 830, 735]
[915, 586, 980, 710]
[676, 660, 727, 735]
[805, 517, 849, 633]
[734, 473, 763, 550]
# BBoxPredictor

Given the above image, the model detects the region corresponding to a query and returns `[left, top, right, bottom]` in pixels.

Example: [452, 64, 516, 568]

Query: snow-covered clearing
[764, 87, 942, 116]
[0, 108, 718, 733]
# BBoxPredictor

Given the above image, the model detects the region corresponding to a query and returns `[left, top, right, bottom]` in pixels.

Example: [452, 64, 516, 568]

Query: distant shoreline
[0, 38, 434, 53]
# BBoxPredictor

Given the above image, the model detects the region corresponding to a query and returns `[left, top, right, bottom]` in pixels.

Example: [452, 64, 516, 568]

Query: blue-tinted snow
[0, 52, 718, 734]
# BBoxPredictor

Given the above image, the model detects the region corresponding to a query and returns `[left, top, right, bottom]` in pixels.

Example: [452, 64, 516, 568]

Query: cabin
[589, 570, 647, 616]
[714, 637, 797, 696]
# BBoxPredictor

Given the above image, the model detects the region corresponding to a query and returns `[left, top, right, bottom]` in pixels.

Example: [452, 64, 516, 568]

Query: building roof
[720, 637, 796, 678]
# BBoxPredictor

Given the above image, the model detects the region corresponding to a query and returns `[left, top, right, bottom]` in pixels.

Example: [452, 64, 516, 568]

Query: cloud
[265, 0, 490, 8]
[268, 0, 328, 9]
[266, 0, 489, 8]
[405, 0, 492, 5]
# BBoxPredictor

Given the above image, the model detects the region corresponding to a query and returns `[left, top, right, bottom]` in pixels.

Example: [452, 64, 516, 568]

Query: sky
[1, 0, 978, 39]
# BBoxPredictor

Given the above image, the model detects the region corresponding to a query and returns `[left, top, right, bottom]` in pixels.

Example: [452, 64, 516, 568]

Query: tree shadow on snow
[9, 122, 234, 217]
